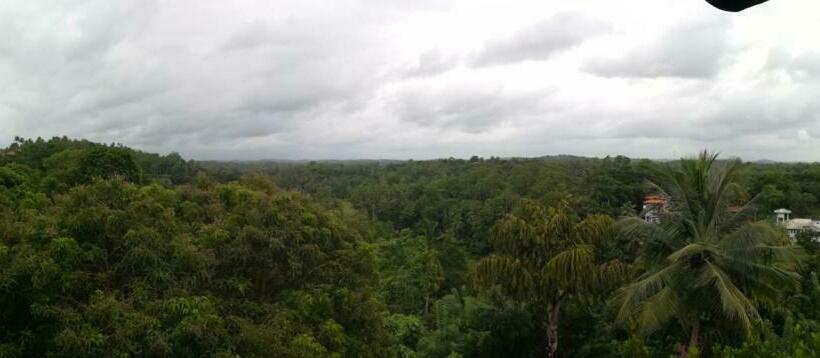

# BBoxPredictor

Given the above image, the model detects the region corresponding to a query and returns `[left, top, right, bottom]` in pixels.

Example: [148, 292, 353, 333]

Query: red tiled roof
[644, 195, 667, 205]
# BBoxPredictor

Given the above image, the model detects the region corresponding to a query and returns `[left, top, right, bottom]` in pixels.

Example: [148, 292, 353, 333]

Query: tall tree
[615, 151, 803, 357]
[476, 200, 627, 358]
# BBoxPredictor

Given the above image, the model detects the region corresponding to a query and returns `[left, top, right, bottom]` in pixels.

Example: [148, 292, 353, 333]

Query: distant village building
[640, 201, 813, 241]
[641, 196, 742, 224]
[641, 195, 669, 224]
[774, 208, 820, 240]
[774, 208, 791, 224]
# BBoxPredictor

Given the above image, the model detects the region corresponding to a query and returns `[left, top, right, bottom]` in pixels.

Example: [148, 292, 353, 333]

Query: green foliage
[0, 139, 389, 357]
[201, 155, 653, 257]
[714, 316, 820, 357]
[2, 136, 196, 192]
[0, 166, 26, 188]
[378, 231, 445, 315]
[77, 146, 142, 183]
[386, 313, 424, 356]
[5, 138, 820, 357]
[417, 292, 539, 358]
[739, 162, 820, 218]
[614, 335, 657, 358]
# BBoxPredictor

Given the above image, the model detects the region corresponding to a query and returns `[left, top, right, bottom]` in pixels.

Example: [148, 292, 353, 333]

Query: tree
[615, 151, 803, 357]
[379, 232, 445, 315]
[475, 200, 627, 358]
[78, 147, 142, 184]
[417, 291, 539, 358]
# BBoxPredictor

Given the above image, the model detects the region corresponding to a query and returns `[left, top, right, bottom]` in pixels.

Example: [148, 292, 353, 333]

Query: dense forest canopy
[1, 137, 819, 357]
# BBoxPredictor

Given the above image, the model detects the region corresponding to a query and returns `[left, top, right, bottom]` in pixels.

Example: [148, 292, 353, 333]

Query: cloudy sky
[1, 0, 819, 161]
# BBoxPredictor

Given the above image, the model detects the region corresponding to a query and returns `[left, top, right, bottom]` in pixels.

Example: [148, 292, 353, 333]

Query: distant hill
[752, 159, 778, 165]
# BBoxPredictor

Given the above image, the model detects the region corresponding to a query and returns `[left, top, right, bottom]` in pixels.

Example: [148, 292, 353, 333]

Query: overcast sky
[2, 0, 819, 161]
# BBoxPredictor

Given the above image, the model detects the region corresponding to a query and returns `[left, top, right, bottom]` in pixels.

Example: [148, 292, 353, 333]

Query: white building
[774, 208, 820, 240]
[774, 208, 791, 224]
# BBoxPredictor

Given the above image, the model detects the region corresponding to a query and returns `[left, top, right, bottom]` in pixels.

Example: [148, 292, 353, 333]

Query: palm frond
[575, 214, 615, 246]
[597, 259, 631, 292]
[614, 261, 682, 325]
[636, 286, 680, 336]
[667, 243, 714, 263]
[617, 216, 680, 258]
[545, 244, 595, 292]
[488, 215, 539, 257]
[694, 260, 758, 335]
[475, 255, 534, 300]
[717, 192, 764, 234]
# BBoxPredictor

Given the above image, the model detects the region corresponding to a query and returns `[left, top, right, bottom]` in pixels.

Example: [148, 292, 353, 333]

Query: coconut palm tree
[476, 200, 627, 358]
[615, 151, 802, 357]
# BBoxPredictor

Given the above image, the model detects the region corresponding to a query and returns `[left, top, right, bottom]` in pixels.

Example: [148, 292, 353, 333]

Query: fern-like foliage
[477, 199, 628, 305]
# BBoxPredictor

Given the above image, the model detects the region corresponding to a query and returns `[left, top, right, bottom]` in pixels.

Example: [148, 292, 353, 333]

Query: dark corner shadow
[705, 0, 771, 12]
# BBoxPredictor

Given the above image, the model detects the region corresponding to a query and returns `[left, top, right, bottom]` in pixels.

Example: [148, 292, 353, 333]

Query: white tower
[774, 208, 792, 225]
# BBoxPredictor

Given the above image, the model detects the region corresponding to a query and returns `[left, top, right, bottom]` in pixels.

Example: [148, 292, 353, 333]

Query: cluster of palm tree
[477, 151, 803, 357]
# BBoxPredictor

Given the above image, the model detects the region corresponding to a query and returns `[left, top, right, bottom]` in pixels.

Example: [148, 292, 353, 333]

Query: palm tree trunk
[679, 320, 700, 358]
[546, 300, 561, 358]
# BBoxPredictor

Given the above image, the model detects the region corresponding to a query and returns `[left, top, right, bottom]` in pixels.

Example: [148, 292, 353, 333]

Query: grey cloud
[471, 12, 607, 67]
[402, 49, 460, 78]
[766, 48, 820, 81]
[390, 83, 553, 133]
[62, 2, 157, 62]
[790, 54, 820, 75]
[606, 81, 820, 152]
[3, 0, 820, 162]
[584, 18, 732, 78]
[764, 47, 791, 70]
[0, 0, 406, 159]
[221, 21, 270, 52]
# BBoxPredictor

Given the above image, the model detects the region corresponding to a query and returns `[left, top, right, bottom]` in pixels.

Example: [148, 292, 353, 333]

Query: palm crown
[615, 151, 802, 354]
[476, 199, 627, 357]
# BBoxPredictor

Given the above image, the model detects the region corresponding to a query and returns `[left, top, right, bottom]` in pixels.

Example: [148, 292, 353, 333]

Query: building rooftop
[643, 195, 668, 205]
[783, 218, 820, 232]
